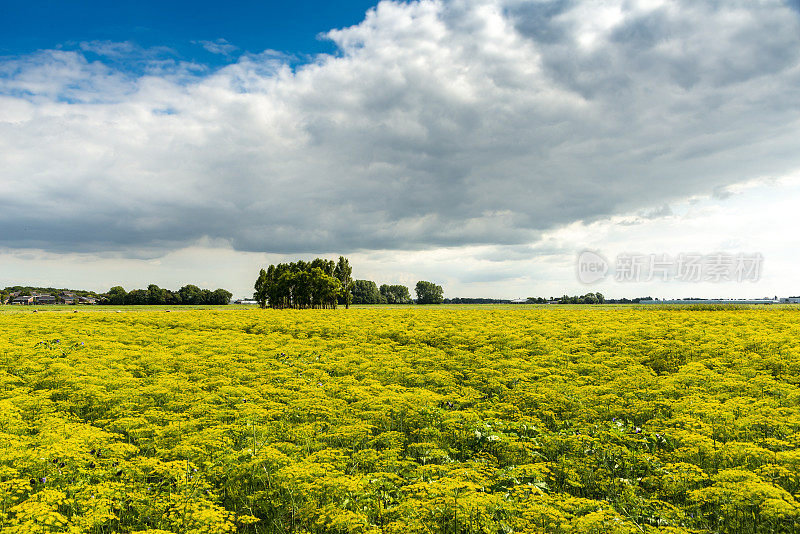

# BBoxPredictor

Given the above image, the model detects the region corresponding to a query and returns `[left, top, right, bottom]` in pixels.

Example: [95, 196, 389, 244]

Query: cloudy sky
[1, 0, 799, 299]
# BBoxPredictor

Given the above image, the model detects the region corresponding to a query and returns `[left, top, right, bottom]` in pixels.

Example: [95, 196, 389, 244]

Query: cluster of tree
[351, 281, 413, 304]
[350, 280, 443, 304]
[521, 294, 607, 304]
[558, 292, 606, 304]
[253, 257, 352, 309]
[102, 284, 232, 305]
[415, 280, 444, 304]
[525, 295, 656, 304]
[381, 284, 413, 304]
[351, 280, 381, 304]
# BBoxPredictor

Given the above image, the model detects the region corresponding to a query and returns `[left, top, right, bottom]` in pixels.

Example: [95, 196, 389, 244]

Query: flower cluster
[1, 306, 799, 533]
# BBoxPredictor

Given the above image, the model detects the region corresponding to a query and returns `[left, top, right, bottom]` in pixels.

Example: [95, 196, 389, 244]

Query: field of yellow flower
[2, 306, 800, 533]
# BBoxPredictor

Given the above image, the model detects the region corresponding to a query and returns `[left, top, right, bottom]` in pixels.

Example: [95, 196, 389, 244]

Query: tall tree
[254, 269, 268, 309]
[254, 258, 348, 309]
[415, 281, 444, 304]
[334, 256, 353, 309]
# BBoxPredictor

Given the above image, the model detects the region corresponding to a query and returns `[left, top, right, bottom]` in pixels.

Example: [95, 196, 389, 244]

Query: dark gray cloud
[0, 0, 799, 256]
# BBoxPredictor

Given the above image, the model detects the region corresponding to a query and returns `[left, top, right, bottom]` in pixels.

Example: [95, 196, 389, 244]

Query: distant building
[11, 295, 33, 305]
[234, 299, 258, 305]
[78, 296, 97, 305]
[33, 295, 57, 304]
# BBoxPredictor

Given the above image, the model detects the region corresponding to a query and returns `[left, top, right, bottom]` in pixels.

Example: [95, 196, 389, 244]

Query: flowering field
[2, 307, 800, 533]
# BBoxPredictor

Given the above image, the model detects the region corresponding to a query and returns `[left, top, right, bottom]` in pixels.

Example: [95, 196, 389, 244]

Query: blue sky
[1, 0, 799, 299]
[1, 0, 381, 65]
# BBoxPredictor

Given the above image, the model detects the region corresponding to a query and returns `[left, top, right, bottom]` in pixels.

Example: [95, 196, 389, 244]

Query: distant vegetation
[2, 285, 232, 306]
[2, 284, 233, 306]
[3, 286, 98, 298]
[103, 284, 232, 305]
[445, 297, 513, 304]
[351, 281, 413, 304]
[253, 257, 353, 309]
[2, 286, 99, 304]
[253, 258, 445, 308]
[524, 294, 654, 304]
[557, 292, 606, 304]
[351, 280, 381, 304]
[5, 284, 658, 308]
[351, 279, 443, 305]
[605, 296, 653, 304]
[415, 280, 444, 304]
[380, 284, 413, 304]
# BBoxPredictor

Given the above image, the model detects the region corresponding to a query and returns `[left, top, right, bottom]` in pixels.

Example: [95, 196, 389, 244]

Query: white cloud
[195, 38, 239, 56]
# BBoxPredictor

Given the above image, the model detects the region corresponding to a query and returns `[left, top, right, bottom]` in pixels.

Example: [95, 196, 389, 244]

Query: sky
[1, 0, 799, 300]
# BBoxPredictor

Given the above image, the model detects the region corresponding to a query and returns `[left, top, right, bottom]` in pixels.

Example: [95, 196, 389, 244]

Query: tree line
[556, 292, 605, 304]
[253, 258, 446, 308]
[1, 284, 232, 305]
[346, 279, 444, 304]
[444, 297, 511, 304]
[351, 281, 412, 304]
[525, 294, 653, 304]
[103, 284, 232, 305]
[253, 257, 353, 309]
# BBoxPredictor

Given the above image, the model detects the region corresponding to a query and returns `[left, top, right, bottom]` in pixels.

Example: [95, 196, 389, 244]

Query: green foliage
[380, 284, 412, 304]
[213, 288, 233, 305]
[560, 293, 605, 304]
[334, 257, 353, 309]
[124, 289, 149, 305]
[147, 284, 167, 305]
[254, 259, 342, 309]
[254, 268, 269, 309]
[415, 281, 444, 304]
[107, 286, 127, 305]
[352, 280, 381, 304]
[179, 284, 204, 305]
[110, 285, 230, 306]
